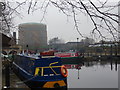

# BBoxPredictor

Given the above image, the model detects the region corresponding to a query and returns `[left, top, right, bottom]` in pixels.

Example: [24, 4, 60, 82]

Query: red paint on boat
[55, 52, 79, 57]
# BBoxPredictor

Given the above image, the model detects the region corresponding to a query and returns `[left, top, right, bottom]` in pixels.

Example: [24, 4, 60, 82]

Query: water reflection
[63, 59, 119, 88]
[64, 64, 82, 70]
[64, 63, 83, 79]
[64, 59, 119, 71]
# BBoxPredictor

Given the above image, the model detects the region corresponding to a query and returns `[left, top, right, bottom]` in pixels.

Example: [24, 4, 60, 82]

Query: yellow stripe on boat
[36, 66, 61, 69]
[43, 80, 66, 88]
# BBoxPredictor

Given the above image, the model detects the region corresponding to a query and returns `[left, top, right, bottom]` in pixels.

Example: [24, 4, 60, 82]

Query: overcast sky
[12, 0, 119, 43]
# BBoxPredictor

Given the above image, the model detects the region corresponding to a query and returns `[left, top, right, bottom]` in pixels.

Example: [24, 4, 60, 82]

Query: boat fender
[61, 65, 68, 77]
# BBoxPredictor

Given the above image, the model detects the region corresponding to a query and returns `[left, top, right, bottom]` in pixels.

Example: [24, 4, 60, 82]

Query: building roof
[0, 33, 11, 47]
[19, 22, 46, 27]
[66, 42, 84, 44]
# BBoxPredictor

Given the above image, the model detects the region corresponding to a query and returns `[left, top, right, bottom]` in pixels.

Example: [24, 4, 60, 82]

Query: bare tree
[45, 0, 120, 41]
[0, 1, 26, 36]
[0, 2, 12, 35]
[1, 0, 120, 41]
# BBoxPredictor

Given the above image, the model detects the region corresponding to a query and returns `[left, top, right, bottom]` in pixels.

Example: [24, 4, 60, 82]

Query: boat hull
[12, 62, 67, 88]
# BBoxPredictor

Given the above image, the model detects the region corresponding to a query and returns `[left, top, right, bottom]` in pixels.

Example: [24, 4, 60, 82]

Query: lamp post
[110, 41, 113, 56]
[114, 42, 117, 56]
[77, 38, 79, 52]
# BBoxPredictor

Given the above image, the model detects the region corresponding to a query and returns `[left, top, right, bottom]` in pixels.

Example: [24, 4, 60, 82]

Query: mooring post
[115, 60, 117, 71]
[78, 69, 79, 79]
[110, 59, 113, 71]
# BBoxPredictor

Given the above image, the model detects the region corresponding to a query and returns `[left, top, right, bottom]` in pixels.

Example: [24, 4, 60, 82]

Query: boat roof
[18, 54, 56, 60]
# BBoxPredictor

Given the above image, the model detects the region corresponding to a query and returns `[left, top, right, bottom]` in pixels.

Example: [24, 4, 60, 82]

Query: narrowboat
[12, 53, 68, 88]
[54, 51, 84, 64]
[40, 50, 83, 64]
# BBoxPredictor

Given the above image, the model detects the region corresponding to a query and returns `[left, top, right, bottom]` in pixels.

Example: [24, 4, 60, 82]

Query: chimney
[13, 32, 16, 44]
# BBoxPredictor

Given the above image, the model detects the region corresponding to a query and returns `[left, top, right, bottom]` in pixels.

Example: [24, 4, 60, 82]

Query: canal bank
[83, 55, 120, 61]
[2, 69, 29, 89]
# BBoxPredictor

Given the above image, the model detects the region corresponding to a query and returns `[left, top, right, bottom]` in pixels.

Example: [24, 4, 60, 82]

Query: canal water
[65, 60, 119, 88]
[2, 59, 119, 88]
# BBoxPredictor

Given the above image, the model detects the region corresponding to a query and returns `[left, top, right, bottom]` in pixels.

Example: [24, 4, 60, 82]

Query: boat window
[34, 67, 60, 76]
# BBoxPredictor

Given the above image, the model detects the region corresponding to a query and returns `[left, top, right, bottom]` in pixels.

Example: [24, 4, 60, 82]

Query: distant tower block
[18, 23, 47, 51]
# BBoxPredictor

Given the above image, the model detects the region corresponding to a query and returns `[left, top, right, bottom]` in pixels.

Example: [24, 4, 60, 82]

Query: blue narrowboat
[12, 54, 68, 88]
